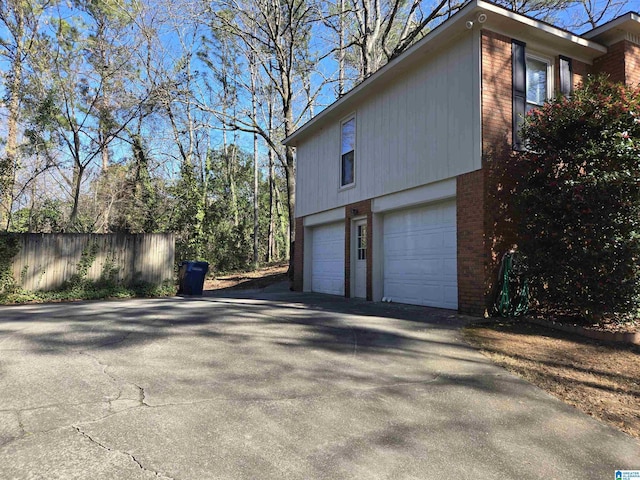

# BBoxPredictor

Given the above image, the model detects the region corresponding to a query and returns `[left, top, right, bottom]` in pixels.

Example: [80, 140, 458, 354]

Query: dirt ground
[463, 320, 640, 439]
[204, 264, 288, 291]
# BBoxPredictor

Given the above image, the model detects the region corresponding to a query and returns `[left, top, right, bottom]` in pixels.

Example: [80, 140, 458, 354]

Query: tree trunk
[251, 54, 259, 268]
[1, 5, 25, 230]
[267, 98, 275, 263]
[284, 146, 295, 279]
[69, 162, 85, 231]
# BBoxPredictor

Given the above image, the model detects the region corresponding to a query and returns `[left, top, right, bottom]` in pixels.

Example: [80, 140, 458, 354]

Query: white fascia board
[476, 0, 606, 52]
[583, 12, 640, 41]
[303, 207, 346, 227]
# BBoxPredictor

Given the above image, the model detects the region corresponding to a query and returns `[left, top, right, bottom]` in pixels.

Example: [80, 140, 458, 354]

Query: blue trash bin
[178, 261, 209, 295]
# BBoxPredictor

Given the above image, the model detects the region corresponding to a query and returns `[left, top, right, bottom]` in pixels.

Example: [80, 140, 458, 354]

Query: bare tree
[23, 3, 147, 231]
[208, 0, 325, 276]
[570, 0, 627, 30]
[0, 0, 53, 229]
[321, 0, 464, 83]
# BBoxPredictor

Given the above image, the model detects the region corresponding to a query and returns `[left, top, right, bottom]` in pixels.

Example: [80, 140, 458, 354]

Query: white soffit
[476, 1, 606, 63]
[583, 12, 640, 46]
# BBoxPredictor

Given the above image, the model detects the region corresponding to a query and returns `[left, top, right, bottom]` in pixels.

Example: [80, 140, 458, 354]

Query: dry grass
[464, 320, 640, 439]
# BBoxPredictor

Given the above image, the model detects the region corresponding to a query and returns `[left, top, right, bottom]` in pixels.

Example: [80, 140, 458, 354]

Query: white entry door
[383, 199, 457, 309]
[353, 219, 367, 298]
[311, 222, 345, 296]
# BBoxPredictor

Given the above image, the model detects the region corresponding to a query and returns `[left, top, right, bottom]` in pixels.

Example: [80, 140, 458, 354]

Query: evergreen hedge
[516, 76, 640, 321]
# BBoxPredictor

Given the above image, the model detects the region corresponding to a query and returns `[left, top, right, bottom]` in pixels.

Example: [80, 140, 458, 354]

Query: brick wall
[572, 59, 590, 88]
[481, 31, 513, 150]
[292, 217, 304, 291]
[454, 30, 515, 315]
[344, 200, 372, 300]
[457, 171, 486, 315]
[594, 40, 626, 83]
[474, 32, 603, 316]
[626, 41, 640, 86]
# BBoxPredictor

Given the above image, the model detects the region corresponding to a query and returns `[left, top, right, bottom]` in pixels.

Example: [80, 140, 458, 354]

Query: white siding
[296, 31, 480, 218]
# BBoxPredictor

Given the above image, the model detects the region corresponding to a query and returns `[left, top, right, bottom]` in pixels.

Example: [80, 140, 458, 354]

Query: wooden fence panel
[8, 233, 175, 291]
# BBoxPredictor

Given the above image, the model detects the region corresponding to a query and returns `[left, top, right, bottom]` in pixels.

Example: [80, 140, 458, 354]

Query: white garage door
[311, 222, 345, 296]
[383, 200, 457, 309]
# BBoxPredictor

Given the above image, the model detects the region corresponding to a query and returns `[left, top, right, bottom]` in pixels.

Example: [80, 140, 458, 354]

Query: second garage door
[311, 222, 345, 296]
[383, 199, 457, 309]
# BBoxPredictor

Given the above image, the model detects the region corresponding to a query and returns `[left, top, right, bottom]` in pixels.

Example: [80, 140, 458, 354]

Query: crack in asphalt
[73, 426, 176, 479]
[95, 330, 136, 349]
[78, 350, 152, 409]
[135, 384, 150, 407]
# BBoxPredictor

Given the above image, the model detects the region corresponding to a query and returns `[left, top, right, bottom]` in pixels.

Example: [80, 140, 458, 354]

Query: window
[357, 224, 367, 260]
[341, 116, 355, 187]
[512, 40, 554, 150]
[525, 56, 550, 113]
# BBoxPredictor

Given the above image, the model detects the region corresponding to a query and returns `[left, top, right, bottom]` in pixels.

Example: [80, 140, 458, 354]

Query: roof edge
[583, 12, 640, 40]
[476, 0, 606, 51]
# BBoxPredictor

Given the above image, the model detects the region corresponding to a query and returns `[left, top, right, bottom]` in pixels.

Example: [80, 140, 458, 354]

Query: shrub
[516, 75, 640, 321]
[0, 234, 20, 294]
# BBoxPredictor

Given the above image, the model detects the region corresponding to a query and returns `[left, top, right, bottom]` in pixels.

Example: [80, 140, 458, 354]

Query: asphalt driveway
[1, 288, 639, 479]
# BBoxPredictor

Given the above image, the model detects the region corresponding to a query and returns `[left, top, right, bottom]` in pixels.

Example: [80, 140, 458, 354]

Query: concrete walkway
[1, 289, 638, 479]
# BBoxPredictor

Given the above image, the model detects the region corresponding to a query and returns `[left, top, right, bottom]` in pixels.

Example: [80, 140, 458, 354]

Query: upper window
[341, 116, 355, 187]
[513, 41, 555, 151]
[526, 56, 551, 113]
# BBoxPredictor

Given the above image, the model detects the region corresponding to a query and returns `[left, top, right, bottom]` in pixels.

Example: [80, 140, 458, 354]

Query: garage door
[311, 222, 345, 296]
[383, 200, 457, 309]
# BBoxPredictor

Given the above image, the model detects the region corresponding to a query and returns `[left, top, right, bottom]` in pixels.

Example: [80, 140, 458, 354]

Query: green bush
[515, 76, 640, 321]
[0, 280, 176, 305]
[0, 234, 20, 294]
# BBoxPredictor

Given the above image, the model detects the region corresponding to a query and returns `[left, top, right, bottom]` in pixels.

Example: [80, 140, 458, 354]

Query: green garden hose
[495, 251, 529, 317]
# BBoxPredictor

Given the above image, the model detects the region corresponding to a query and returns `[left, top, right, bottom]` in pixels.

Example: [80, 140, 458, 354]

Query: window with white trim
[525, 55, 552, 113]
[340, 116, 355, 187]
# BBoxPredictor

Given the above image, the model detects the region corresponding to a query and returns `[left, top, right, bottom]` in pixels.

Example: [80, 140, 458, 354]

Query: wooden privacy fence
[9, 233, 175, 291]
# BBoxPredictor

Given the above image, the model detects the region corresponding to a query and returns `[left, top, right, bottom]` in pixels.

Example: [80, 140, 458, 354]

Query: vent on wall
[627, 32, 640, 46]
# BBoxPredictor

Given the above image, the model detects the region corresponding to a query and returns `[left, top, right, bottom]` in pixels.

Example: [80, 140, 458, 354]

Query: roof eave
[582, 12, 640, 45]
